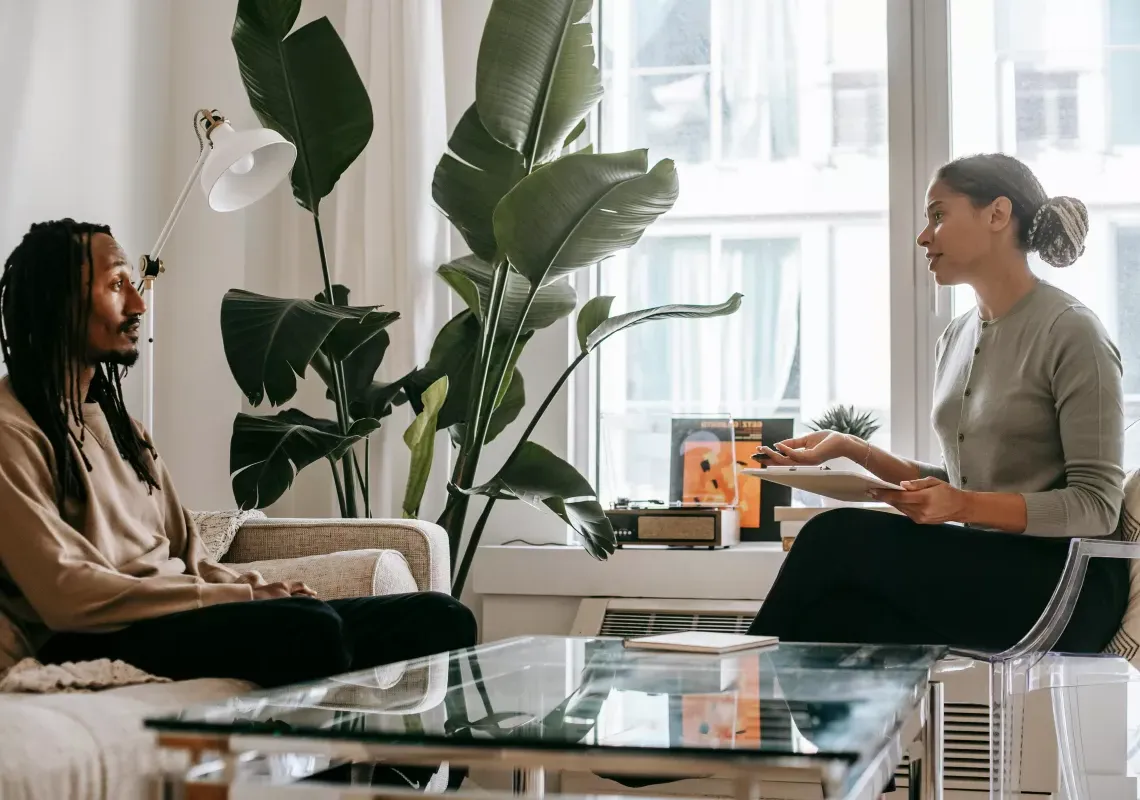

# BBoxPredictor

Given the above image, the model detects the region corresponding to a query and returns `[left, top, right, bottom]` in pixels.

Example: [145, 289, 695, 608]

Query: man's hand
[251, 580, 318, 600]
[870, 476, 969, 525]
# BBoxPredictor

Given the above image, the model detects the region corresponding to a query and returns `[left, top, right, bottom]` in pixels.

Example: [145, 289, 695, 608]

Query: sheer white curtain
[720, 0, 798, 161]
[720, 240, 800, 412]
[333, 0, 451, 519]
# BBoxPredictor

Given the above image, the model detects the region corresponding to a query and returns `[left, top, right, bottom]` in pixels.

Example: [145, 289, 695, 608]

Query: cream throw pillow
[1104, 469, 1140, 664]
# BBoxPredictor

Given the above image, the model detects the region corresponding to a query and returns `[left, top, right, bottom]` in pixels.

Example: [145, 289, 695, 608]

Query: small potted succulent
[807, 404, 881, 441]
[791, 405, 882, 510]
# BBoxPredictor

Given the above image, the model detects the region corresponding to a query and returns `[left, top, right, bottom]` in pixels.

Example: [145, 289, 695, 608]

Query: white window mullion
[708, 0, 724, 163]
[888, 0, 952, 464]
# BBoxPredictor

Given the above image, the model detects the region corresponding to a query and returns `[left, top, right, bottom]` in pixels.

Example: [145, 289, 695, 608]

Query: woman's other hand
[755, 430, 860, 467]
[870, 477, 969, 525]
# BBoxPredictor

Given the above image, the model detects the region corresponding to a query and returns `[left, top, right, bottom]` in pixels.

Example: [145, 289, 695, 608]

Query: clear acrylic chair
[950, 537, 1140, 799]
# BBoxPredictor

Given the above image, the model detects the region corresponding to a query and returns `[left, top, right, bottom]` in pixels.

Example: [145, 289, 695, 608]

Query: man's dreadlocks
[0, 219, 157, 507]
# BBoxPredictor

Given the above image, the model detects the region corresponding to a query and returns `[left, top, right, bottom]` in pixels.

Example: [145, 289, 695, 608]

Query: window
[1014, 69, 1079, 154]
[949, 0, 1140, 465]
[1109, 0, 1140, 148]
[832, 72, 886, 152]
[1118, 228, 1140, 469]
[597, 0, 890, 507]
[586, 0, 1140, 517]
[603, 0, 800, 166]
[719, 0, 799, 161]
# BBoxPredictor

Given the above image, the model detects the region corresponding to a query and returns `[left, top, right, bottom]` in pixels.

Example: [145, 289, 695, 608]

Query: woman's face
[916, 179, 1014, 286]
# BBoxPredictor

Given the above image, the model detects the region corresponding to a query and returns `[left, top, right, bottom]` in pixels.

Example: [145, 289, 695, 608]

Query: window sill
[471, 541, 787, 601]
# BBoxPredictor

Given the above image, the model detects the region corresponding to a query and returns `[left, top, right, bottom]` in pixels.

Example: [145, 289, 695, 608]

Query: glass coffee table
[146, 636, 946, 800]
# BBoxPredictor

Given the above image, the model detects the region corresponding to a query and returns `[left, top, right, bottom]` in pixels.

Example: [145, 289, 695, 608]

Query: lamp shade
[200, 122, 297, 212]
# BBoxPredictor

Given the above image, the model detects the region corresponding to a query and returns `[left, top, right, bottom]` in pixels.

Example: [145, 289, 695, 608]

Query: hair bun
[1028, 196, 1088, 268]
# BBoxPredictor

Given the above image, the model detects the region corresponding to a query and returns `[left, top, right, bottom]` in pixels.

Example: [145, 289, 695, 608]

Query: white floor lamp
[138, 108, 296, 434]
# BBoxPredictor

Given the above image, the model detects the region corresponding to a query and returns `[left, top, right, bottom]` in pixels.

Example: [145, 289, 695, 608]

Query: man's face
[83, 233, 146, 367]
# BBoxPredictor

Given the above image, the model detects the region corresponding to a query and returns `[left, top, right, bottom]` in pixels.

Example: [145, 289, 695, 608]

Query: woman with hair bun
[751, 153, 1127, 654]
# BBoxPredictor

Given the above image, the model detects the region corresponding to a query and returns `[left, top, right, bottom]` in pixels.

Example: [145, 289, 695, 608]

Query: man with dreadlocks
[0, 220, 476, 691]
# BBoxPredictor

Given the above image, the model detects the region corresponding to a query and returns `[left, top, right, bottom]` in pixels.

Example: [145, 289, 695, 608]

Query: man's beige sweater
[0, 378, 253, 653]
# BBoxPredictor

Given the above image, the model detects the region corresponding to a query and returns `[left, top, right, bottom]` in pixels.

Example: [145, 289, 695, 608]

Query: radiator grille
[598, 610, 753, 637]
[895, 703, 991, 789]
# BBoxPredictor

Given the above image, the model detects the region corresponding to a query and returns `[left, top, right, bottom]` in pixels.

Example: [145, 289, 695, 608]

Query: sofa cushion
[227, 548, 419, 600]
[1105, 469, 1140, 664]
[0, 678, 250, 800]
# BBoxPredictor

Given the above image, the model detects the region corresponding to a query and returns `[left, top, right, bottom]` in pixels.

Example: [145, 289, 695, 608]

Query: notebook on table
[623, 631, 779, 654]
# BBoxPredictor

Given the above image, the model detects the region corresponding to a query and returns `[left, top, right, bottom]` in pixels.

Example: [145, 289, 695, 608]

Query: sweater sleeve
[143, 438, 255, 586]
[1022, 307, 1125, 537]
[0, 424, 252, 632]
[180, 507, 261, 586]
[916, 459, 950, 482]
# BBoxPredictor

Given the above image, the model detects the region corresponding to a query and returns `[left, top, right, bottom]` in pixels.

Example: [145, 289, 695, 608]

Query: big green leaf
[349, 378, 409, 421]
[230, 409, 380, 510]
[315, 285, 393, 400]
[485, 369, 525, 443]
[402, 376, 448, 519]
[232, 0, 373, 212]
[433, 105, 525, 262]
[439, 256, 576, 334]
[476, 0, 602, 166]
[463, 441, 615, 559]
[583, 294, 744, 353]
[221, 289, 399, 407]
[575, 295, 614, 352]
[410, 312, 533, 432]
[450, 367, 526, 448]
[494, 150, 679, 286]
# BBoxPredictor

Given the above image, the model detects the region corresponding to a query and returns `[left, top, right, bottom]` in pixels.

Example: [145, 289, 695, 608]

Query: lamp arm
[140, 145, 211, 288]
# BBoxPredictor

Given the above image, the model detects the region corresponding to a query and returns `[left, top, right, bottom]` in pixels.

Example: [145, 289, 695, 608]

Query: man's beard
[99, 317, 142, 368]
[103, 349, 139, 368]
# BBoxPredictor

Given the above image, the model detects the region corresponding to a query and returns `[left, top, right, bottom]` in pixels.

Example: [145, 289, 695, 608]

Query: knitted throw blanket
[0, 658, 169, 693]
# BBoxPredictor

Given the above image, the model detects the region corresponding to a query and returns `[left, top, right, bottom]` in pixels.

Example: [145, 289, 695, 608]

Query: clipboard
[741, 466, 902, 504]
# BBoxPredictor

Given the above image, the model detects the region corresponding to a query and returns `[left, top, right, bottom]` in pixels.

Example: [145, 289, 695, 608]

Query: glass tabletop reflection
[146, 636, 945, 767]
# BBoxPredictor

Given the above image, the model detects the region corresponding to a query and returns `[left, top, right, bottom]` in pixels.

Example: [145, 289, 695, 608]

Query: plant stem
[364, 438, 371, 518]
[313, 213, 358, 517]
[451, 351, 589, 597]
[440, 260, 510, 564]
[330, 458, 348, 517]
[465, 650, 495, 718]
[508, 352, 587, 465]
[452, 496, 495, 597]
[352, 448, 370, 518]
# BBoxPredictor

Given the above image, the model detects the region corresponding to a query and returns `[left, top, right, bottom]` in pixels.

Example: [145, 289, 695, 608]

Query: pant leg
[326, 591, 477, 670]
[748, 508, 1127, 653]
[38, 597, 352, 688]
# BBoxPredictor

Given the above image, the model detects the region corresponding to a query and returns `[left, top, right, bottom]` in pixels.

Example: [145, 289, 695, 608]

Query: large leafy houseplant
[405, 0, 742, 594]
[221, 0, 742, 596]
